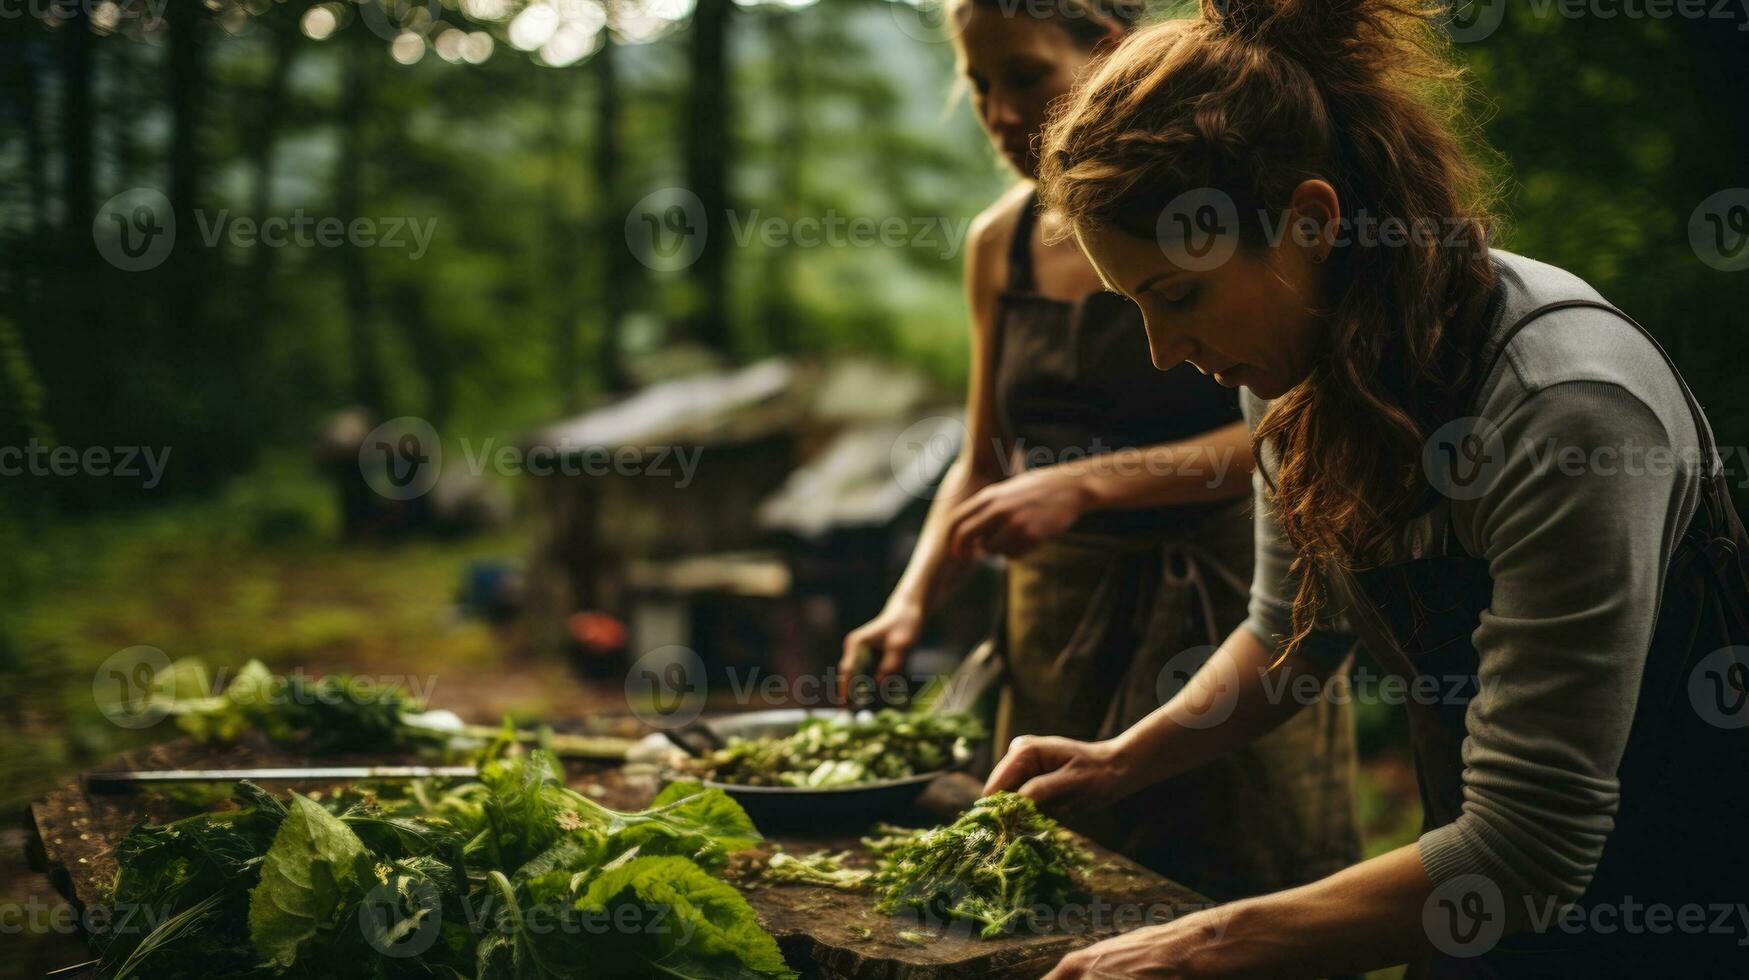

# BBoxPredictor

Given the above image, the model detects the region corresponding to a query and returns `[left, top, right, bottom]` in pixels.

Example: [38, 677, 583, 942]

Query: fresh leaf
[247, 792, 369, 968]
[573, 855, 796, 979]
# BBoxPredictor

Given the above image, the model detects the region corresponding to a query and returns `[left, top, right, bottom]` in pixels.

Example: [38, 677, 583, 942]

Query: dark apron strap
[1005, 189, 1040, 293]
[1479, 298, 1721, 480]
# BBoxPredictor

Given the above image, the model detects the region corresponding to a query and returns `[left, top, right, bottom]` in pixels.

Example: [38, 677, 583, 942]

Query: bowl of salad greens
[638, 708, 985, 830]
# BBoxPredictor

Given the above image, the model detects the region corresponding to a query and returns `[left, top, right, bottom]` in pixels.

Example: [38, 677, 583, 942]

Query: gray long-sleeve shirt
[1240, 250, 1709, 908]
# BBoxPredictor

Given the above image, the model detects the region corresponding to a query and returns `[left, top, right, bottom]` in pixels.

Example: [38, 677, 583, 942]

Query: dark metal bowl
[635, 708, 973, 833]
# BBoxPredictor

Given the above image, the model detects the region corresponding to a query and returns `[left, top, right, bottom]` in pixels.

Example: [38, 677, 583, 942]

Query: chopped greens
[757, 792, 1090, 941]
[762, 851, 872, 891]
[683, 709, 983, 787]
[93, 748, 796, 979]
[869, 792, 1090, 938]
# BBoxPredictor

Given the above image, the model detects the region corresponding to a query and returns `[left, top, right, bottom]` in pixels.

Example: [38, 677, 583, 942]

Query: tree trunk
[339, 32, 384, 413]
[684, 0, 733, 357]
[59, 14, 94, 240]
[165, 0, 208, 335]
[759, 9, 805, 353]
[594, 11, 629, 393]
[547, 70, 582, 410]
[245, 20, 299, 330]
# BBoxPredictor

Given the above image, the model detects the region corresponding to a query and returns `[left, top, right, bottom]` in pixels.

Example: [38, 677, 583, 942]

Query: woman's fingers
[949, 499, 1011, 558]
[877, 624, 914, 677]
[1017, 768, 1077, 809]
[983, 735, 1046, 794]
[946, 488, 1004, 557]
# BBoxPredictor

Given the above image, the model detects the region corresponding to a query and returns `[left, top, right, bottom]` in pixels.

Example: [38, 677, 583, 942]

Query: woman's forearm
[1109, 625, 1334, 799]
[1066, 420, 1255, 511]
[1193, 844, 1435, 977]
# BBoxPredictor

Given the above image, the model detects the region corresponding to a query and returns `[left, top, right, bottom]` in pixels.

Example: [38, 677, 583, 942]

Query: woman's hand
[946, 466, 1093, 559]
[1043, 908, 1231, 980]
[983, 734, 1136, 812]
[839, 599, 925, 698]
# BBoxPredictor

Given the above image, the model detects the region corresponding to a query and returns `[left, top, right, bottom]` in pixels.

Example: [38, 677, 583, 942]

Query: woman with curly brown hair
[839, 0, 1361, 903]
[985, 0, 1749, 975]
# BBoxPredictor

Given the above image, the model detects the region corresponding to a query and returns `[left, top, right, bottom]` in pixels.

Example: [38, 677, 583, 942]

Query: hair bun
[1202, 0, 1429, 68]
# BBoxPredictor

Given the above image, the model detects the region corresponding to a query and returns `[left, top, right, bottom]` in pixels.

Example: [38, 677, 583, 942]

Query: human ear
[1287, 179, 1341, 262]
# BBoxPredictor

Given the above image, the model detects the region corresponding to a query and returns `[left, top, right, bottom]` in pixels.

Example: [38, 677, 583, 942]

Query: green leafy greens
[138, 658, 631, 759]
[760, 792, 1090, 941]
[683, 709, 983, 787]
[94, 750, 795, 979]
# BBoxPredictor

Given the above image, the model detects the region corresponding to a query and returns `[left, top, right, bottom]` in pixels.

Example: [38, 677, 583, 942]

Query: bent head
[1037, 0, 1501, 654]
[950, 0, 1143, 179]
[1074, 179, 1338, 400]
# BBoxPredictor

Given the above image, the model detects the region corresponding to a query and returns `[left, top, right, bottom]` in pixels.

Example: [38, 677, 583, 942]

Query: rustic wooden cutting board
[734, 773, 1213, 980]
[29, 742, 1211, 980]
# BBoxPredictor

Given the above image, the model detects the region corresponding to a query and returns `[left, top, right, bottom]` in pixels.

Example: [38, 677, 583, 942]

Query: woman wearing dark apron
[839, 0, 1360, 902]
[987, 1, 1749, 976]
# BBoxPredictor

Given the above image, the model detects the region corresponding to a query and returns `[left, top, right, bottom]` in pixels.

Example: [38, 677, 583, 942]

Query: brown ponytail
[1038, 0, 1502, 659]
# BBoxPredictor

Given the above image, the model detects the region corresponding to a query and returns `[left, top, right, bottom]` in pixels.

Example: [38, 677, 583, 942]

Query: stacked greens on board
[763, 792, 1090, 940]
[682, 709, 983, 788]
[130, 657, 629, 759]
[93, 741, 795, 979]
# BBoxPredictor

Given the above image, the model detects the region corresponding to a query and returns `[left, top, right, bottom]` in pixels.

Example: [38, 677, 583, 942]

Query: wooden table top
[28, 736, 1211, 980]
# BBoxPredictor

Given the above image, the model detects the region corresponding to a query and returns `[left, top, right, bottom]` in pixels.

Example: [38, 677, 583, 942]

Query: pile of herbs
[139, 658, 420, 753]
[136, 657, 627, 759]
[763, 792, 1090, 940]
[93, 742, 795, 979]
[682, 709, 983, 788]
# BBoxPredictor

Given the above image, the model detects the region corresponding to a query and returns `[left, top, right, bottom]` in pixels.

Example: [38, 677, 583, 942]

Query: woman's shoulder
[1480, 250, 1703, 451]
[968, 182, 1035, 256]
